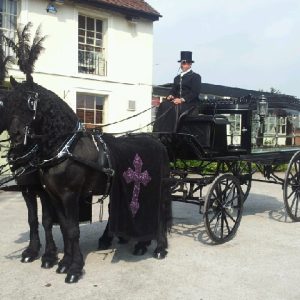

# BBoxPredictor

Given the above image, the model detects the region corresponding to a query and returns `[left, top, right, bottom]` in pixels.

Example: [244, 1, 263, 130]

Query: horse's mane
[7, 81, 79, 157]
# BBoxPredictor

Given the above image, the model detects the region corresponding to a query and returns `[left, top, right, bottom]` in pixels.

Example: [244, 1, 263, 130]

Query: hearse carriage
[158, 93, 300, 243]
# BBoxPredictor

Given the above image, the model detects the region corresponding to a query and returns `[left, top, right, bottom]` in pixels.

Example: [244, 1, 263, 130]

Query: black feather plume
[4, 22, 46, 83]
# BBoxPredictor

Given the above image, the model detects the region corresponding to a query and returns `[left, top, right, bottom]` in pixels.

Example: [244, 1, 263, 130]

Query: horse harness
[6, 92, 115, 201]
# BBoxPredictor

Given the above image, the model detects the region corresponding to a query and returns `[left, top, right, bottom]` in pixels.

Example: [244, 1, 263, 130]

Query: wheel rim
[204, 174, 243, 243]
[284, 151, 300, 221]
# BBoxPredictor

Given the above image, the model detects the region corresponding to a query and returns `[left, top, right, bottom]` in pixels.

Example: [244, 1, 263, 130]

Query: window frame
[78, 14, 106, 76]
[76, 93, 106, 129]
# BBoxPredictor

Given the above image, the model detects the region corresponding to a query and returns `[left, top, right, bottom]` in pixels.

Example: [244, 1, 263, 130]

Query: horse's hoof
[153, 249, 167, 259]
[65, 274, 80, 284]
[56, 265, 68, 274]
[21, 256, 36, 263]
[41, 260, 56, 269]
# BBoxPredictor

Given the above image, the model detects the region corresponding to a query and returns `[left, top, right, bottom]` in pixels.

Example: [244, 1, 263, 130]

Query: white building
[1, 0, 160, 132]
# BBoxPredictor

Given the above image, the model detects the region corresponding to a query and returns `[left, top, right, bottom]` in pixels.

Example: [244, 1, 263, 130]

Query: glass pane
[78, 28, 85, 36]
[86, 37, 94, 45]
[87, 17, 94, 31]
[78, 36, 84, 44]
[96, 20, 102, 32]
[76, 94, 85, 107]
[85, 95, 94, 109]
[96, 32, 102, 39]
[96, 96, 104, 109]
[96, 111, 102, 124]
[0, 0, 3, 13]
[95, 39, 102, 47]
[87, 30, 94, 38]
[78, 15, 85, 29]
[86, 45, 94, 51]
[85, 110, 94, 123]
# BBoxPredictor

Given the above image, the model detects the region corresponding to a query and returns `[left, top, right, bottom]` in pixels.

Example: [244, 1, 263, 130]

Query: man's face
[180, 61, 192, 72]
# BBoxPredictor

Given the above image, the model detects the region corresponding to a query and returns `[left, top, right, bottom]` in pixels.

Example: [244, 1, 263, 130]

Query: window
[277, 117, 286, 135]
[78, 15, 106, 76]
[226, 114, 241, 145]
[0, 0, 18, 55]
[76, 93, 105, 129]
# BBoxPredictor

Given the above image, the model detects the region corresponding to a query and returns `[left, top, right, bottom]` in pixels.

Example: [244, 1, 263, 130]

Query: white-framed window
[78, 15, 106, 76]
[76, 93, 105, 129]
[0, 0, 18, 55]
[277, 117, 286, 134]
[265, 116, 286, 135]
[226, 114, 242, 145]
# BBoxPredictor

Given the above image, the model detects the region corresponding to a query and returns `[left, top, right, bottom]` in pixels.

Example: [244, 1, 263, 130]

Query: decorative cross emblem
[123, 154, 151, 217]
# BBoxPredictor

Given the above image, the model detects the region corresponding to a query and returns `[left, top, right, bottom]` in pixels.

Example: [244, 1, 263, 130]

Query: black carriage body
[161, 95, 300, 162]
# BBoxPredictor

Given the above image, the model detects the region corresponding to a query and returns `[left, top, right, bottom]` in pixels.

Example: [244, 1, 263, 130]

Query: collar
[180, 68, 192, 77]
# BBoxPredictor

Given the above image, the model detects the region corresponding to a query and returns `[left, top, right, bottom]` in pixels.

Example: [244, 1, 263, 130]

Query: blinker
[27, 92, 39, 119]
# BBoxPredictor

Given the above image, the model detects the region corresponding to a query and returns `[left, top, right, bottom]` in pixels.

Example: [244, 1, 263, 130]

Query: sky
[146, 0, 300, 97]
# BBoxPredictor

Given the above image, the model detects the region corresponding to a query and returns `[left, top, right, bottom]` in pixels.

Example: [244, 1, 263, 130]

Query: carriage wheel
[228, 161, 252, 201]
[203, 173, 243, 244]
[283, 151, 300, 221]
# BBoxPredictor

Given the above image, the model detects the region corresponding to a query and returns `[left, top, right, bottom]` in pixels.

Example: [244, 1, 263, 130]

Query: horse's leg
[153, 184, 171, 260]
[59, 192, 84, 284]
[153, 222, 168, 259]
[55, 215, 73, 274]
[38, 190, 58, 269]
[21, 189, 41, 263]
[133, 240, 151, 256]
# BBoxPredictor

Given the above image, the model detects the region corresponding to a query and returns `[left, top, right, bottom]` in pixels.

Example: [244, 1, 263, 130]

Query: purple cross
[123, 154, 151, 217]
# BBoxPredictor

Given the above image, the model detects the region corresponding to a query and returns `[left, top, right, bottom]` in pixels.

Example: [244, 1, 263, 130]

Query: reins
[106, 104, 174, 135]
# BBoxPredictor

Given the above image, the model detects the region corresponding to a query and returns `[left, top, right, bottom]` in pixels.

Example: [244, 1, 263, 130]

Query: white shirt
[180, 68, 192, 77]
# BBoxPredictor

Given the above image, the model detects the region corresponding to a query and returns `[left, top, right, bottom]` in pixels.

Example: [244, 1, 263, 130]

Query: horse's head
[5, 76, 79, 156]
[3, 77, 41, 147]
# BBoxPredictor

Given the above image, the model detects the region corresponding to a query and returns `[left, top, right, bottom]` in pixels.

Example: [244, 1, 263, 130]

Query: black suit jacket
[170, 70, 201, 104]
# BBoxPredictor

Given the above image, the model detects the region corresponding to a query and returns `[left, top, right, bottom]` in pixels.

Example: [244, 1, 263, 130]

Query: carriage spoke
[213, 213, 222, 235]
[220, 213, 224, 239]
[224, 209, 237, 224]
[224, 213, 231, 233]
[287, 189, 296, 200]
[208, 210, 221, 224]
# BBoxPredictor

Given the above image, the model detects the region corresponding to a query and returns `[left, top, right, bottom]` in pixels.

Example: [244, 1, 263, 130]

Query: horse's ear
[10, 76, 19, 87]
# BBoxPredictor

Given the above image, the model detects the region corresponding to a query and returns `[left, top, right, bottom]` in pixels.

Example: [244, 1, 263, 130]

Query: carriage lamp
[257, 95, 268, 118]
[256, 95, 268, 147]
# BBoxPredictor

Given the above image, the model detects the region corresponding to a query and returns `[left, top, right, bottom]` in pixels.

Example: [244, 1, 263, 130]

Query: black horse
[2, 78, 172, 283]
[0, 90, 58, 268]
[0, 96, 58, 267]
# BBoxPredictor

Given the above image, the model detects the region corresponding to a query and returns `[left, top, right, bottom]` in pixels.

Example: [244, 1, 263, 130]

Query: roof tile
[78, 0, 161, 19]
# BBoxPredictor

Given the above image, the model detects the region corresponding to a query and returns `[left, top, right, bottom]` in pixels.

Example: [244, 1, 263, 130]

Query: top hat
[178, 51, 194, 63]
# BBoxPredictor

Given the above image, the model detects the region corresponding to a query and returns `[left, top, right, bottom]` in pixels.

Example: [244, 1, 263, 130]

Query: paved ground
[0, 179, 299, 300]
